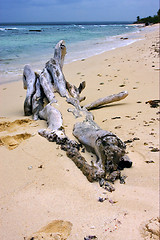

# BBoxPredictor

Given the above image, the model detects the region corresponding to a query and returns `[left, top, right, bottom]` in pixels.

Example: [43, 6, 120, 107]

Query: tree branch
[84, 91, 128, 110]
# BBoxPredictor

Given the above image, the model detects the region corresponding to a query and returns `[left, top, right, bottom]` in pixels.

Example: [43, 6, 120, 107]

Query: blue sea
[0, 22, 145, 84]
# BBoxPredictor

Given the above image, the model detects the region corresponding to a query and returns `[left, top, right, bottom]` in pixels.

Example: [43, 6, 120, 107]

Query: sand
[0, 24, 159, 240]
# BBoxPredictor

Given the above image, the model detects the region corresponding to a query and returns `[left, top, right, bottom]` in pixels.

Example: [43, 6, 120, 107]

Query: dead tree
[23, 40, 132, 189]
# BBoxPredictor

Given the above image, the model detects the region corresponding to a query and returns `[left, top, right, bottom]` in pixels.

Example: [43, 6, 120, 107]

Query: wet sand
[0, 24, 159, 240]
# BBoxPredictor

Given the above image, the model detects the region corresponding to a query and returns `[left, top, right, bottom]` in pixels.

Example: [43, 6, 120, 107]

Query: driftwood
[39, 103, 63, 131]
[66, 80, 86, 102]
[45, 58, 69, 98]
[23, 64, 36, 116]
[32, 75, 44, 120]
[84, 91, 128, 110]
[23, 40, 132, 189]
[39, 68, 56, 103]
[73, 120, 126, 176]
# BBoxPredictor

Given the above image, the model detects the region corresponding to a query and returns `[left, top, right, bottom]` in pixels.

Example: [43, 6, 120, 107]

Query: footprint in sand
[0, 118, 38, 132]
[26, 220, 72, 240]
[0, 118, 38, 150]
[140, 217, 160, 240]
[0, 133, 33, 150]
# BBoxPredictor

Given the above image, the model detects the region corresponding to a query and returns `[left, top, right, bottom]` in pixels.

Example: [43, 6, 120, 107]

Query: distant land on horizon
[134, 9, 160, 25]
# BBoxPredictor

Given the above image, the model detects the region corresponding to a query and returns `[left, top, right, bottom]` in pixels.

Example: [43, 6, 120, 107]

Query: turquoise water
[0, 22, 143, 84]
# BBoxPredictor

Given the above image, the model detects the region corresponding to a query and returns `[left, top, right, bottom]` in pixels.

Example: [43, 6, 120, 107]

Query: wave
[0, 22, 143, 84]
[0, 28, 6, 31]
[0, 27, 26, 31]
[5, 27, 19, 30]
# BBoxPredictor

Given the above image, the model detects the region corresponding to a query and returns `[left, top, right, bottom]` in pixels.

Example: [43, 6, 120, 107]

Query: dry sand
[0, 24, 159, 240]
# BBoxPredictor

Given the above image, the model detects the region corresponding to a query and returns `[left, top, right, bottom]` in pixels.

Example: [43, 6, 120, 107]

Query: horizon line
[0, 20, 134, 25]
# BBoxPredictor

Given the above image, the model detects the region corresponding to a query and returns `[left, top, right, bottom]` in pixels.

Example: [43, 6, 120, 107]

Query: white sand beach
[0, 24, 159, 240]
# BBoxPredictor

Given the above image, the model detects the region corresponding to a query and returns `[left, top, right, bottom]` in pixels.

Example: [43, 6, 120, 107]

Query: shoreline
[1, 24, 158, 86]
[0, 24, 159, 240]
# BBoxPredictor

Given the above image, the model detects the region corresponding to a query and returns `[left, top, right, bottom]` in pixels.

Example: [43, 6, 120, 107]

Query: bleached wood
[45, 58, 69, 98]
[23, 64, 36, 116]
[54, 40, 66, 69]
[23, 40, 132, 187]
[73, 120, 126, 175]
[66, 81, 86, 101]
[38, 128, 104, 182]
[39, 68, 56, 103]
[39, 103, 63, 131]
[32, 76, 44, 120]
[84, 91, 128, 110]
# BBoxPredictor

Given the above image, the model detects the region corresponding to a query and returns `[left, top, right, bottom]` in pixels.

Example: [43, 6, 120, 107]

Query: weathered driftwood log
[66, 81, 86, 102]
[23, 64, 36, 116]
[23, 40, 132, 188]
[32, 75, 44, 120]
[39, 68, 56, 103]
[39, 103, 63, 131]
[38, 123, 130, 186]
[73, 120, 126, 176]
[38, 102, 130, 184]
[53, 40, 66, 69]
[38, 128, 104, 182]
[45, 58, 69, 98]
[45, 40, 69, 98]
[23, 40, 69, 119]
[84, 91, 128, 110]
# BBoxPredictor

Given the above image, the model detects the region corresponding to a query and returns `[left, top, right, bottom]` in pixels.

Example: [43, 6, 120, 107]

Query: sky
[0, 0, 159, 23]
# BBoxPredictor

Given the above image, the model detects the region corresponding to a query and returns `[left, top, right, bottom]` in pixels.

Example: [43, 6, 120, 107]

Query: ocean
[0, 22, 145, 84]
